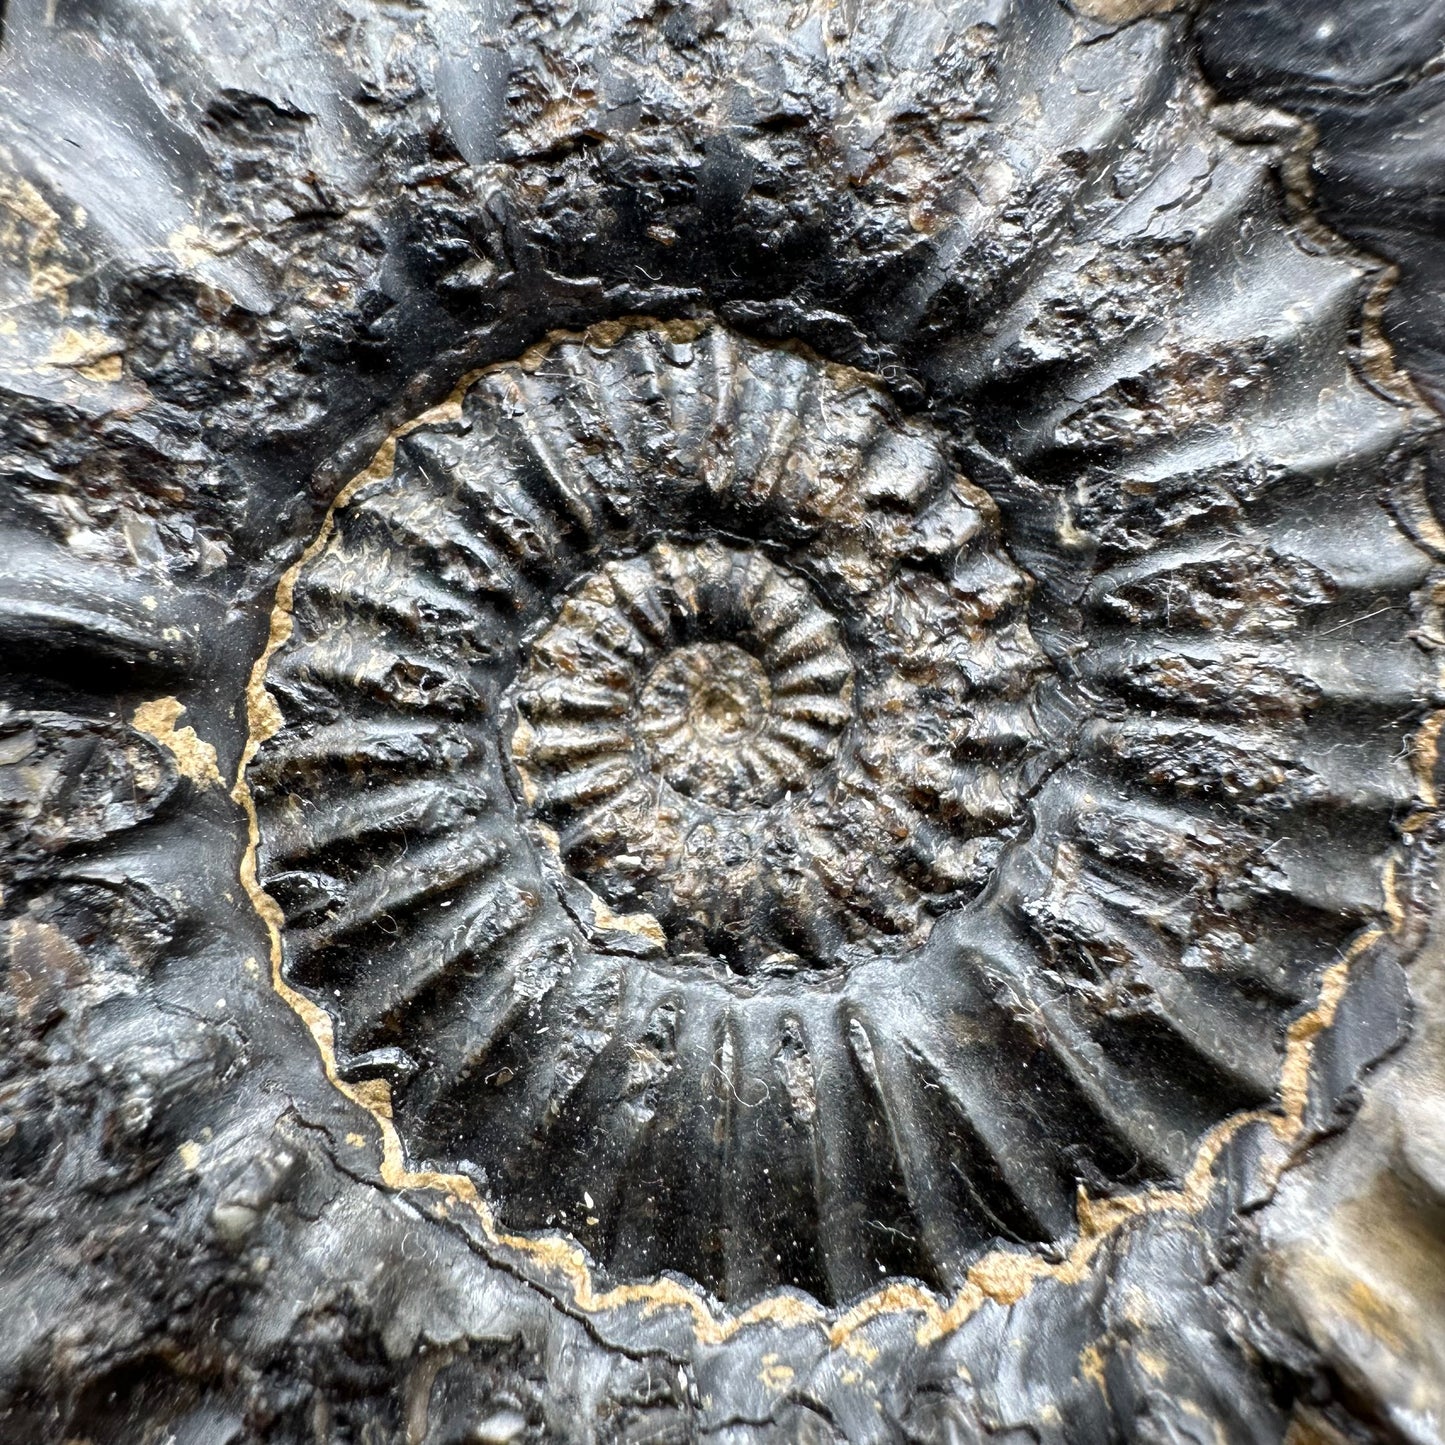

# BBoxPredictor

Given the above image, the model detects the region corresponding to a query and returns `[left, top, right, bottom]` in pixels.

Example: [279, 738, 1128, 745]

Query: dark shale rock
[2, 0, 1444, 1440]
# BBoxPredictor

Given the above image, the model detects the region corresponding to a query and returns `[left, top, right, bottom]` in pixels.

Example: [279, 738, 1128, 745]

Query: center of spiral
[509, 540, 864, 959]
[639, 643, 777, 806]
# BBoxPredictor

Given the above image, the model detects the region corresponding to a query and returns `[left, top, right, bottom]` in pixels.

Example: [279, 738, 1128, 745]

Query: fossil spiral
[5, 0, 1445, 1430]
[249, 302, 1436, 1305]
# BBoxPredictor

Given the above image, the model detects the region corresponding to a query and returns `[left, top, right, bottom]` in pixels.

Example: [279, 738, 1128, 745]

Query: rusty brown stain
[43, 326, 125, 382]
[1070, 0, 1182, 19]
[1078, 1341, 1108, 1396]
[133, 697, 224, 789]
[7, 916, 85, 1024]
[1412, 711, 1444, 809]
[758, 1355, 796, 1391]
[1283, 1405, 1355, 1445]
[0, 163, 78, 313]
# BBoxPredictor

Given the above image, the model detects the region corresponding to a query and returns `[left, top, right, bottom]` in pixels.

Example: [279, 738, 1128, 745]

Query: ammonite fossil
[247, 305, 1435, 1304]
[7, 0, 1445, 1434]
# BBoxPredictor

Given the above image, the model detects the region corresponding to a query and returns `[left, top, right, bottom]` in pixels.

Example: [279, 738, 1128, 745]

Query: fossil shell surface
[249, 310, 1434, 1305]
[6, 0, 1445, 1436]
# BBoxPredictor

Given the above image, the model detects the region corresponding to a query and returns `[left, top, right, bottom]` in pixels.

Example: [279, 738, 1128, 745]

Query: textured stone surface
[2, 0, 1444, 1440]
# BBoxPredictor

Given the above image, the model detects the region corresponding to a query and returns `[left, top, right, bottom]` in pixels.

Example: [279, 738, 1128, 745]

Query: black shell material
[248, 309, 1436, 1307]
[4, 0, 1445, 1435]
